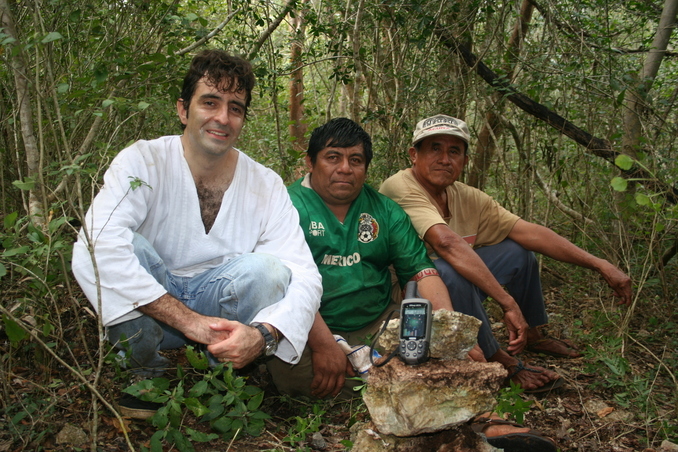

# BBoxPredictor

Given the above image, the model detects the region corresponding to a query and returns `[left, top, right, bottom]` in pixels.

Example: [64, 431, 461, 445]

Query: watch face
[265, 342, 278, 356]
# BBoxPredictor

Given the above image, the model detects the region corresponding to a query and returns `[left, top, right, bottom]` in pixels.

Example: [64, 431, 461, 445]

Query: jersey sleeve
[383, 197, 436, 288]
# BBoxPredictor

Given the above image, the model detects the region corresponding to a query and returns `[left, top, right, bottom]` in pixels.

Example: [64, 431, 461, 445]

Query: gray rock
[660, 440, 678, 451]
[55, 423, 88, 446]
[378, 310, 482, 360]
[310, 431, 327, 450]
[363, 358, 507, 437]
[350, 421, 501, 452]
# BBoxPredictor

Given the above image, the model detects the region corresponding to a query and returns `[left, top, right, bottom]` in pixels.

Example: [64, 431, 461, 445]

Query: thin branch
[246, 0, 296, 61]
[437, 27, 678, 204]
[0, 303, 136, 451]
[175, 8, 243, 56]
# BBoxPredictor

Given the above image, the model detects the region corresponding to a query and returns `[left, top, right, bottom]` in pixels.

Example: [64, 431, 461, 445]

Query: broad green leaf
[151, 405, 169, 429]
[184, 397, 210, 417]
[250, 410, 271, 420]
[138, 101, 150, 111]
[3, 211, 18, 229]
[185, 345, 208, 370]
[12, 178, 35, 190]
[610, 177, 628, 192]
[211, 416, 233, 433]
[0, 263, 6, 278]
[102, 99, 115, 108]
[41, 32, 63, 43]
[635, 193, 650, 206]
[3, 246, 30, 257]
[247, 391, 264, 411]
[243, 385, 261, 396]
[614, 154, 634, 170]
[186, 427, 218, 442]
[188, 380, 208, 397]
[57, 83, 69, 93]
[3, 315, 29, 344]
[150, 430, 165, 452]
[168, 429, 192, 451]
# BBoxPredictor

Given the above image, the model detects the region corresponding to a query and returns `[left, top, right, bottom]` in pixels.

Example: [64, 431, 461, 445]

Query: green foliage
[2, 315, 29, 345]
[283, 403, 326, 451]
[1, 397, 55, 448]
[1, 211, 73, 290]
[125, 346, 270, 452]
[494, 380, 533, 425]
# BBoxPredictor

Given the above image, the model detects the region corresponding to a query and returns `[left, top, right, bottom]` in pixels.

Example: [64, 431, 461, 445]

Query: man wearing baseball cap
[380, 114, 632, 392]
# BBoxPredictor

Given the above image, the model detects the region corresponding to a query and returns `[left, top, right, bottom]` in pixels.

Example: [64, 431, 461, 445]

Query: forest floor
[2, 265, 677, 452]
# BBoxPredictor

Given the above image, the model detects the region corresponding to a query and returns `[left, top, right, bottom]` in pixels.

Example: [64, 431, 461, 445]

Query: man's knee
[229, 253, 292, 303]
[243, 253, 292, 291]
[483, 238, 536, 271]
[267, 347, 315, 398]
[433, 258, 477, 296]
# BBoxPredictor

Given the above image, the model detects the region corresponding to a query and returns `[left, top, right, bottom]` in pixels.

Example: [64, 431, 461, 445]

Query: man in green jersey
[266, 118, 471, 399]
[265, 119, 560, 452]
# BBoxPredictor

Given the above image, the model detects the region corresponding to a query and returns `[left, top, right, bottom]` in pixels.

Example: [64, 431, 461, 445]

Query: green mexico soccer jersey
[288, 177, 435, 332]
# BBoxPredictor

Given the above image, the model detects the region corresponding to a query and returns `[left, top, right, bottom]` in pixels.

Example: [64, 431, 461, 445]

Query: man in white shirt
[72, 50, 322, 410]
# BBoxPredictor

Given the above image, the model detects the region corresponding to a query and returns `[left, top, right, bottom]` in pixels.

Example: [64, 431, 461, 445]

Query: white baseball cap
[412, 115, 470, 146]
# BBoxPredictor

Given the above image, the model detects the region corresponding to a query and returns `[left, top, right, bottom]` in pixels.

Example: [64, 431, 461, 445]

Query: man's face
[307, 143, 367, 209]
[177, 77, 247, 159]
[409, 135, 468, 192]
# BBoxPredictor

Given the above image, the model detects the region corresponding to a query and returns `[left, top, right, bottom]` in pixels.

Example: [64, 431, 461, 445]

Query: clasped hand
[185, 317, 264, 369]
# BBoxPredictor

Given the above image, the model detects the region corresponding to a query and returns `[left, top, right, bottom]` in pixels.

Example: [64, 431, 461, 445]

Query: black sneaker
[118, 393, 163, 420]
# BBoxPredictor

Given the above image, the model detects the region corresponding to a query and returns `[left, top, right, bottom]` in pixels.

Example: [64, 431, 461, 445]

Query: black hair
[307, 118, 373, 167]
[179, 50, 255, 120]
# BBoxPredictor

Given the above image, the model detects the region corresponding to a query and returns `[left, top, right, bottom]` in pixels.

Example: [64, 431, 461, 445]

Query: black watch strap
[251, 322, 278, 357]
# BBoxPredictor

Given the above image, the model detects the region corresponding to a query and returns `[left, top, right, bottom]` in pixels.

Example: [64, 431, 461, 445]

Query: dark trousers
[434, 239, 548, 359]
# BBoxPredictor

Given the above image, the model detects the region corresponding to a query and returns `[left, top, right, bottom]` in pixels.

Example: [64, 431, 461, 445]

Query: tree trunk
[468, 0, 533, 189]
[289, 6, 307, 153]
[349, 0, 366, 122]
[621, 0, 678, 159]
[0, 0, 45, 226]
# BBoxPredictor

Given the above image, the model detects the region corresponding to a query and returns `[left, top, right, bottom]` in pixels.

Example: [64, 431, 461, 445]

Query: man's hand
[599, 262, 633, 306]
[503, 307, 528, 355]
[206, 320, 265, 369]
[140, 294, 231, 345]
[310, 340, 355, 398]
[467, 344, 486, 362]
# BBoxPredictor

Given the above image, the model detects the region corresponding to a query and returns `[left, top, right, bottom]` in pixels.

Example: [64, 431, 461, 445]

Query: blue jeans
[108, 234, 292, 376]
[434, 239, 548, 359]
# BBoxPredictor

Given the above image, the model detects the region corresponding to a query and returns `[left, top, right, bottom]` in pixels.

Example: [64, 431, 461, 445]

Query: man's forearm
[415, 273, 453, 311]
[508, 220, 603, 269]
[307, 312, 339, 351]
[424, 225, 520, 313]
[138, 293, 201, 334]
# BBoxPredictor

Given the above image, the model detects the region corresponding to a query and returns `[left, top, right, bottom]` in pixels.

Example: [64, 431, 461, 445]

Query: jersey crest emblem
[357, 213, 379, 243]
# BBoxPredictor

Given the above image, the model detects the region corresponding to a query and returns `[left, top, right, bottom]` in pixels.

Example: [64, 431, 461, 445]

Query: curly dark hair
[179, 50, 256, 119]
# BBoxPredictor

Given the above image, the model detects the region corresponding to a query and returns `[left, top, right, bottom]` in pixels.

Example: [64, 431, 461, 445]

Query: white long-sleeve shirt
[72, 136, 322, 364]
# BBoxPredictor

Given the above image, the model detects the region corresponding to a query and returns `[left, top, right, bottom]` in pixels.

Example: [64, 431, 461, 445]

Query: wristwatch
[250, 322, 278, 357]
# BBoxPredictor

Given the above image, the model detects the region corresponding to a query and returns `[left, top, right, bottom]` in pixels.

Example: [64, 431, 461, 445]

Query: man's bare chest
[195, 183, 226, 233]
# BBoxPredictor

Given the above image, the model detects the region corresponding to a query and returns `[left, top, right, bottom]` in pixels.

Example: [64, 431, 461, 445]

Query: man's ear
[304, 154, 313, 172]
[177, 99, 188, 125]
[408, 147, 417, 164]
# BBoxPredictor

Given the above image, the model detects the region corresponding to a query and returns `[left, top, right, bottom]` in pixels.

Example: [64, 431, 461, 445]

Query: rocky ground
[2, 269, 677, 451]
